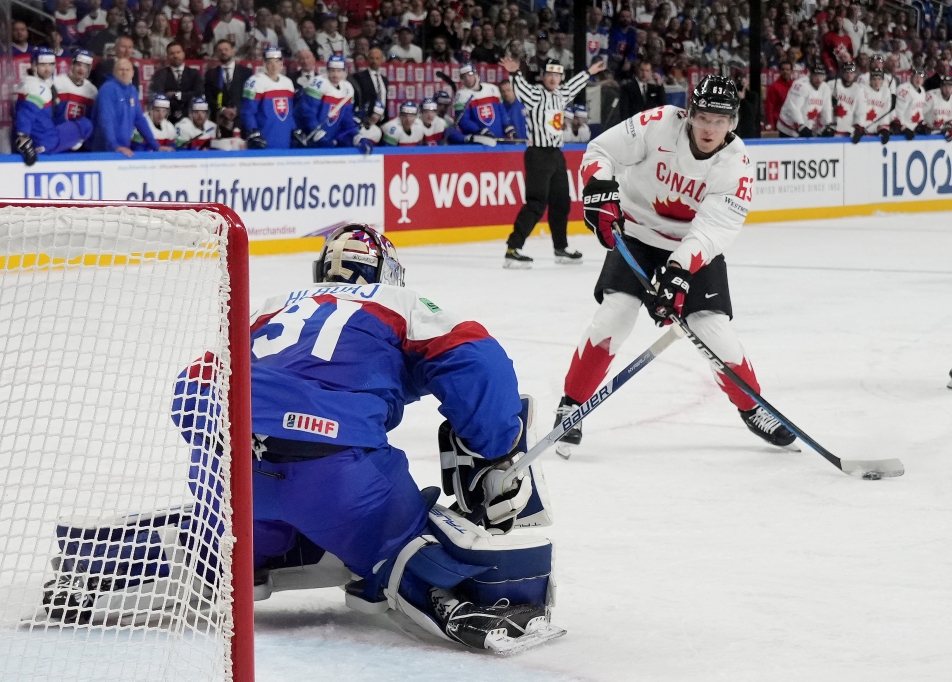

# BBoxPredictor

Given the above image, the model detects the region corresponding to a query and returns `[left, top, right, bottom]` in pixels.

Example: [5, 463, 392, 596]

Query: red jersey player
[555, 75, 796, 458]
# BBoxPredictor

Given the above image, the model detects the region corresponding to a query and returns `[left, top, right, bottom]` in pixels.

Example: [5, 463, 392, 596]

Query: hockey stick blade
[503, 324, 683, 487]
[610, 226, 905, 479]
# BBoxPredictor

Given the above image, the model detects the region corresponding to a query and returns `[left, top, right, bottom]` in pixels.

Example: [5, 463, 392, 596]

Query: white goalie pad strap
[513, 462, 554, 528]
[384, 534, 436, 611]
[482, 466, 533, 525]
[429, 505, 550, 553]
[395, 593, 453, 642]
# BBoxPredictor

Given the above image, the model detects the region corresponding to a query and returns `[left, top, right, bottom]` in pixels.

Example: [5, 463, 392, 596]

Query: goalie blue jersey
[174, 283, 522, 460]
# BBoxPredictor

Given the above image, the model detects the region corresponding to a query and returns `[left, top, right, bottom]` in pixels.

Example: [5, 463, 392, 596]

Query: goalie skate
[484, 615, 567, 656]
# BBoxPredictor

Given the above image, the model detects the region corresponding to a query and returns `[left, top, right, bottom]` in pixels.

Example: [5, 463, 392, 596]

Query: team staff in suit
[204, 39, 253, 129]
[620, 61, 666, 120]
[349, 47, 389, 120]
[90, 35, 140, 88]
[148, 41, 203, 124]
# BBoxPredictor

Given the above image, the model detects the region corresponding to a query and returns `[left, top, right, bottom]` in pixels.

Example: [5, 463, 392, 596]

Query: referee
[500, 55, 606, 269]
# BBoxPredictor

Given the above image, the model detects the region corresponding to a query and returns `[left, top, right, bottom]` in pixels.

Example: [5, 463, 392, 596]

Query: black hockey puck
[862, 471, 882, 481]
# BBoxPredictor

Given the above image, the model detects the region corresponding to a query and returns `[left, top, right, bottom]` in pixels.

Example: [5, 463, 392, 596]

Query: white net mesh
[0, 206, 236, 682]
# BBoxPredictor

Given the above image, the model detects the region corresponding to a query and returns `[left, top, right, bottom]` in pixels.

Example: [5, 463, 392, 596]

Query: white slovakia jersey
[582, 105, 754, 272]
[925, 89, 952, 130]
[354, 122, 382, 145]
[831, 79, 866, 133]
[146, 115, 176, 146]
[860, 84, 892, 131]
[175, 118, 218, 149]
[52, 74, 97, 119]
[894, 82, 927, 131]
[563, 123, 591, 143]
[858, 70, 898, 95]
[777, 76, 833, 136]
[382, 119, 425, 146]
[421, 116, 446, 145]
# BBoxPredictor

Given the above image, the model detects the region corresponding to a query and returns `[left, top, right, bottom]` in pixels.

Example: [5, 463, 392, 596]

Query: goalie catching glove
[582, 178, 623, 249]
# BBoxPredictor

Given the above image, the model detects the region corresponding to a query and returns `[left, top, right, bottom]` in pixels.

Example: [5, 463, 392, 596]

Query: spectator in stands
[765, 59, 794, 130]
[495, 22, 510, 52]
[87, 8, 123, 57]
[358, 18, 384, 50]
[91, 58, 163, 156]
[378, 0, 400, 45]
[420, 8, 454, 54]
[506, 39, 533, 80]
[248, 9, 279, 59]
[131, 19, 155, 57]
[295, 20, 320, 58]
[925, 57, 950, 91]
[206, 0, 247, 54]
[136, 0, 156, 25]
[843, 3, 867, 56]
[351, 46, 389, 118]
[527, 33, 554, 81]
[191, 0, 215, 35]
[53, 49, 97, 129]
[11, 21, 36, 59]
[608, 8, 637, 76]
[290, 49, 317, 92]
[458, 24, 479, 63]
[275, 0, 301, 54]
[175, 13, 205, 59]
[317, 14, 351, 58]
[822, 13, 853, 73]
[78, 0, 109, 48]
[427, 35, 456, 63]
[548, 32, 572, 71]
[401, 0, 425, 32]
[205, 38, 252, 124]
[471, 23, 504, 64]
[112, 0, 136, 38]
[150, 14, 172, 55]
[149, 42, 204, 123]
[132, 94, 177, 150]
[499, 78, 526, 139]
[91, 35, 140, 87]
[389, 25, 422, 61]
[56, 0, 79, 48]
[619, 60, 665, 120]
[162, 0, 187, 34]
[235, 0, 256, 32]
[353, 37, 371, 65]
[585, 7, 609, 68]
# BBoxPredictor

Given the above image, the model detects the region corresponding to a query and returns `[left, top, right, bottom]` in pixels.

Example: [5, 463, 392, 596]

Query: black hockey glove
[850, 125, 865, 144]
[246, 130, 267, 149]
[648, 263, 691, 326]
[902, 127, 916, 141]
[943, 123, 952, 143]
[798, 126, 814, 138]
[439, 411, 532, 533]
[819, 124, 836, 137]
[582, 178, 623, 249]
[503, 124, 516, 140]
[916, 123, 930, 136]
[879, 128, 890, 145]
[16, 135, 37, 166]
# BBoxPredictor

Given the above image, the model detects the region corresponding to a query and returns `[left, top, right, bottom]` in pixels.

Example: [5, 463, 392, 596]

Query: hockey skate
[554, 248, 583, 265]
[554, 397, 583, 459]
[740, 406, 799, 450]
[429, 588, 565, 656]
[504, 248, 533, 269]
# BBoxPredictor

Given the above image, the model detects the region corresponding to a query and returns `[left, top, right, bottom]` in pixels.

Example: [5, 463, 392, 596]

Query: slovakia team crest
[273, 96, 289, 121]
[477, 103, 495, 125]
[66, 102, 85, 119]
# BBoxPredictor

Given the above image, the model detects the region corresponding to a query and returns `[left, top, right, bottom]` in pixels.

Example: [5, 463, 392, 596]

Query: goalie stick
[610, 226, 904, 480]
[497, 324, 684, 492]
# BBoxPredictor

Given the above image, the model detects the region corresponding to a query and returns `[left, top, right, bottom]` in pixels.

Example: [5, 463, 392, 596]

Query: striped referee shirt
[511, 70, 591, 148]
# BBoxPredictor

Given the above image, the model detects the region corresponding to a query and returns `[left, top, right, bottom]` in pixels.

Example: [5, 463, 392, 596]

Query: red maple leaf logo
[866, 109, 878, 121]
[807, 108, 820, 120]
[652, 197, 696, 222]
[835, 104, 847, 118]
[582, 161, 604, 185]
[688, 251, 705, 273]
[911, 112, 921, 123]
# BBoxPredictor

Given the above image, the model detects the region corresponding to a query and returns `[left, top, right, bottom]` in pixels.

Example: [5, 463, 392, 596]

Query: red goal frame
[0, 200, 254, 682]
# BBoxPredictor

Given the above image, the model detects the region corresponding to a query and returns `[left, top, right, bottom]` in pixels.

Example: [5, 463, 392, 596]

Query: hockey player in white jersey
[562, 104, 592, 143]
[353, 99, 384, 153]
[858, 55, 898, 98]
[554, 75, 796, 458]
[893, 67, 928, 139]
[52, 49, 97, 128]
[382, 101, 425, 146]
[175, 96, 217, 150]
[131, 94, 176, 151]
[831, 62, 866, 135]
[851, 67, 893, 144]
[777, 60, 834, 137]
[420, 97, 447, 145]
[925, 74, 952, 140]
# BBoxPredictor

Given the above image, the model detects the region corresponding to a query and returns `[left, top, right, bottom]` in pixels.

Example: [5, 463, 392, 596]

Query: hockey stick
[610, 227, 904, 479]
[499, 324, 684, 490]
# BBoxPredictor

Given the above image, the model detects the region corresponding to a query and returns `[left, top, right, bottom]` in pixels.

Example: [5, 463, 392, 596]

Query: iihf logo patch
[476, 103, 495, 125]
[273, 96, 289, 121]
[283, 412, 339, 438]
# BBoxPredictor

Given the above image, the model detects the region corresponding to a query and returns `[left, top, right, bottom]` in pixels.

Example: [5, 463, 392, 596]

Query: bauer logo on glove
[582, 179, 624, 250]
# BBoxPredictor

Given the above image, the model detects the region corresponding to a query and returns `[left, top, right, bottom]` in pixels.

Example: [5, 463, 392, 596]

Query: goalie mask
[313, 224, 405, 287]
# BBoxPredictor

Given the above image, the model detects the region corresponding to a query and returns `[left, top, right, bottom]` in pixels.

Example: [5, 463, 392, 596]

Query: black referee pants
[507, 146, 570, 251]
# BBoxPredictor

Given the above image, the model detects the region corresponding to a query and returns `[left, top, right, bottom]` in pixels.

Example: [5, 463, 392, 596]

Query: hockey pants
[563, 291, 761, 411]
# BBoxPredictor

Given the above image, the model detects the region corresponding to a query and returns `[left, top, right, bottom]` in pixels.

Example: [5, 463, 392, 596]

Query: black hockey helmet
[689, 75, 739, 130]
[314, 224, 405, 287]
[809, 58, 827, 75]
[869, 66, 885, 79]
[912, 66, 926, 79]
[840, 61, 856, 74]
[941, 74, 952, 87]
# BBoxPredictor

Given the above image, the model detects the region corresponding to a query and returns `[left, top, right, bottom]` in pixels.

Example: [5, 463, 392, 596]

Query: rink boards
[0, 137, 949, 252]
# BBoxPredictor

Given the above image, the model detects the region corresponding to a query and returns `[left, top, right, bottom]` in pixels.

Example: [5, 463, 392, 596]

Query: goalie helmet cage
[0, 200, 254, 682]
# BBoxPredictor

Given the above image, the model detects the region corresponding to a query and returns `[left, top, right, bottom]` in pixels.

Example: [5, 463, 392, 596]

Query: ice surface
[248, 213, 952, 682]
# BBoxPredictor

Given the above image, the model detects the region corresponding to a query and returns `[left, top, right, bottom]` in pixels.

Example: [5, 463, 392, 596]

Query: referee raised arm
[501, 56, 606, 269]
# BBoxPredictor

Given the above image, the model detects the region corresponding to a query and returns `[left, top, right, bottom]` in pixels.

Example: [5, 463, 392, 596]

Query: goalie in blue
[172, 224, 563, 654]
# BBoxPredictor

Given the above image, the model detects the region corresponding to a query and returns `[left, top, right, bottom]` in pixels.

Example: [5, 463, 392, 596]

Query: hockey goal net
[0, 201, 253, 682]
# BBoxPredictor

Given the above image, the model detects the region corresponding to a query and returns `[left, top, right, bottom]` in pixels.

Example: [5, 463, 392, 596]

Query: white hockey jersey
[777, 76, 833, 136]
[306, 75, 355, 127]
[925, 89, 952, 130]
[421, 116, 446, 145]
[52, 74, 97, 120]
[860, 83, 892, 131]
[831, 79, 866, 133]
[894, 82, 927, 131]
[382, 118, 425, 146]
[563, 123, 591, 143]
[175, 117, 217, 149]
[582, 105, 753, 272]
[132, 114, 176, 147]
[354, 122, 382, 145]
[858, 70, 898, 95]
